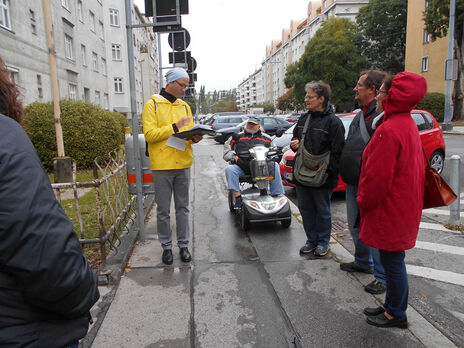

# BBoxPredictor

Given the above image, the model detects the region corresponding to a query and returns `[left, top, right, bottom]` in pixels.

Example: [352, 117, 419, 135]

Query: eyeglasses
[377, 89, 387, 96]
[356, 82, 366, 88]
[175, 80, 188, 89]
[305, 95, 318, 100]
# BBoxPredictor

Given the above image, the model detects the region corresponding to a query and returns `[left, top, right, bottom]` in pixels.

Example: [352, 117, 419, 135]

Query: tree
[424, 0, 464, 120]
[285, 18, 367, 112]
[277, 88, 305, 111]
[355, 0, 408, 74]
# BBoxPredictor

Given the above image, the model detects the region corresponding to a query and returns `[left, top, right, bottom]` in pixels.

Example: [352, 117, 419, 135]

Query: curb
[80, 194, 156, 348]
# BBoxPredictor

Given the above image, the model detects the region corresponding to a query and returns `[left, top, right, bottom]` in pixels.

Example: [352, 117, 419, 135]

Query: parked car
[284, 114, 301, 123]
[201, 112, 244, 125]
[214, 115, 292, 143]
[279, 109, 446, 190]
[210, 115, 248, 131]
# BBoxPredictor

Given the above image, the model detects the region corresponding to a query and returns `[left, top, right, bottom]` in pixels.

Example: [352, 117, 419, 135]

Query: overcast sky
[133, 0, 309, 92]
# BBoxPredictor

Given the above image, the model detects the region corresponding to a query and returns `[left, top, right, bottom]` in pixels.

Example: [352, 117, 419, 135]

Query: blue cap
[165, 67, 189, 83]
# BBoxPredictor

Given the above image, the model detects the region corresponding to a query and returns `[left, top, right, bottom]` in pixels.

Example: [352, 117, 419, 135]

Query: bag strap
[358, 110, 371, 144]
[298, 114, 311, 154]
[422, 144, 431, 169]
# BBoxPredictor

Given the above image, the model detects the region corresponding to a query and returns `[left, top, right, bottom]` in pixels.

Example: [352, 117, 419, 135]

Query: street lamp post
[442, 0, 457, 131]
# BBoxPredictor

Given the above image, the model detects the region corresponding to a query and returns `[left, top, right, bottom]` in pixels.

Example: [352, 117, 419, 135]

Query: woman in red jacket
[357, 72, 427, 328]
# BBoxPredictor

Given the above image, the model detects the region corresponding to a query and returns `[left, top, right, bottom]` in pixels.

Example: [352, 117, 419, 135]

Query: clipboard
[173, 125, 216, 140]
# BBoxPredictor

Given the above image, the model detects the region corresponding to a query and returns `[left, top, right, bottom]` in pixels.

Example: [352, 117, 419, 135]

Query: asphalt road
[441, 134, 464, 192]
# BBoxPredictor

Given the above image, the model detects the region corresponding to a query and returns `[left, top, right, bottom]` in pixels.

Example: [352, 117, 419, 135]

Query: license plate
[285, 172, 293, 180]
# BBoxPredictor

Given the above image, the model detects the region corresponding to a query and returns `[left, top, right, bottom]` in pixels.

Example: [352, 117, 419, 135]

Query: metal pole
[449, 155, 461, 225]
[158, 32, 163, 89]
[125, 0, 145, 240]
[42, 0, 65, 157]
[442, 0, 456, 131]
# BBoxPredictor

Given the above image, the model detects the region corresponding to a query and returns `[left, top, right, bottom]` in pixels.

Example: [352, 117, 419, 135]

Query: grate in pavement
[332, 220, 348, 232]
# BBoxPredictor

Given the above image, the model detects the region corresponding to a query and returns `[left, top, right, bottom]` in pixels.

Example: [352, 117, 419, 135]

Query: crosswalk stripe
[423, 208, 449, 216]
[419, 222, 462, 234]
[406, 264, 464, 287]
[414, 241, 464, 256]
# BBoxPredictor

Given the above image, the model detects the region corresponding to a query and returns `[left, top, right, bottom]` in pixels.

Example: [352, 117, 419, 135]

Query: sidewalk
[442, 126, 464, 135]
[86, 197, 457, 347]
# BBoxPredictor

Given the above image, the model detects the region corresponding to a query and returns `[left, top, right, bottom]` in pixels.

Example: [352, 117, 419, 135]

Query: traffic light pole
[125, 0, 145, 240]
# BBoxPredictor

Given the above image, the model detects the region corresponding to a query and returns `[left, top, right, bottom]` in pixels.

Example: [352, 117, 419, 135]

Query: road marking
[415, 241, 464, 256]
[423, 208, 450, 216]
[419, 222, 462, 234]
[406, 264, 464, 287]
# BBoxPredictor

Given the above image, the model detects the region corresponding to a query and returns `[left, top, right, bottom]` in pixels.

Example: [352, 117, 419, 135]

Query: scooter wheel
[228, 191, 235, 212]
[240, 207, 250, 231]
[281, 219, 291, 229]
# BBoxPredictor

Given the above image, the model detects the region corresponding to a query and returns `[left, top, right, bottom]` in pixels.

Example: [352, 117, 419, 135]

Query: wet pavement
[88, 138, 459, 347]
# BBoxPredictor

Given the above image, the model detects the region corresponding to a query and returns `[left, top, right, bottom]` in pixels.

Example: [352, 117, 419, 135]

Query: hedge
[416, 92, 445, 122]
[23, 100, 126, 169]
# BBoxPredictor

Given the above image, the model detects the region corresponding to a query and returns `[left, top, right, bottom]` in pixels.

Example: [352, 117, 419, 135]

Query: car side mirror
[275, 129, 285, 137]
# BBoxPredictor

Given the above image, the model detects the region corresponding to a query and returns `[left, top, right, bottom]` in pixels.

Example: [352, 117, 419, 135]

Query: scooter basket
[250, 159, 275, 182]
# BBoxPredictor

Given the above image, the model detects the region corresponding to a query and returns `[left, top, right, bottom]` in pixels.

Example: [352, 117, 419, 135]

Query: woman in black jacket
[291, 81, 345, 257]
[0, 56, 99, 347]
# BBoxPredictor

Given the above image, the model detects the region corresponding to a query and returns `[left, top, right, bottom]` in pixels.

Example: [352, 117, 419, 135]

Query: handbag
[422, 146, 457, 209]
[293, 115, 330, 187]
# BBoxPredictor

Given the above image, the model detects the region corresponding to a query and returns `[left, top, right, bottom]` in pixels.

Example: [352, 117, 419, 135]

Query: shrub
[416, 92, 445, 122]
[23, 100, 124, 169]
[108, 111, 128, 144]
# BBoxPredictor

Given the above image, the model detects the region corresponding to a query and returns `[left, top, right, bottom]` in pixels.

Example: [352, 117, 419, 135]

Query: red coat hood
[383, 72, 427, 116]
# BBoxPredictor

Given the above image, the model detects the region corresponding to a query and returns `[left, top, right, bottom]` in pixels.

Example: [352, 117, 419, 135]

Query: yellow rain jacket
[142, 94, 194, 170]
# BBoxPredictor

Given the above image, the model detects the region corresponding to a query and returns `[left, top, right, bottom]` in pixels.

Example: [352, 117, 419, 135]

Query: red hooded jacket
[357, 72, 427, 251]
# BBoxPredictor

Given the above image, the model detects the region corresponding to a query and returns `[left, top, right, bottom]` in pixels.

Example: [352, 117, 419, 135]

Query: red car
[279, 109, 446, 190]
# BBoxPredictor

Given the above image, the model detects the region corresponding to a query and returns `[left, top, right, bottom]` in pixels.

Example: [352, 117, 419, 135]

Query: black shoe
[364, 280, 387, 294]
[366, 314, 408, 329]
[162, 249, 173, 265]
[300, 243, 317, 254]
[340, 262, 374, 274]
[363, 306, 385, 316]
[179, 247, 192, 262]
[314, 245, 328, 257]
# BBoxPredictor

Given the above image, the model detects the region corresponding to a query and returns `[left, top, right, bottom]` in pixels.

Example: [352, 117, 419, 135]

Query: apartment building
[405, 0, 448, 93]
[238, 0, 368, 110]
[237, 68, 262, 111]
[0, 0, 159, 116]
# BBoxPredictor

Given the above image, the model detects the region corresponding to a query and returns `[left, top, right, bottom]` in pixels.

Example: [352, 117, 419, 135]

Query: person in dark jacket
[338, 70, 388, 295]
[359, 72, 427, 328]
[0, 56, 99, 347]
[224, 117, 284, 208]
[291, 81, 345, 257]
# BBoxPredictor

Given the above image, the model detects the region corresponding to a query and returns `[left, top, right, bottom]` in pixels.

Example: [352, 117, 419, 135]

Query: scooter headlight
[262, 202, 276, 210]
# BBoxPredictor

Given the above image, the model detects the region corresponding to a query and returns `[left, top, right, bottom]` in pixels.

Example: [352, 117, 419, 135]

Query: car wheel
[430, 150, 444, 174]
[228, 191, 235, 212]
[240, 207, 250, 231]
[281, 219, 291, 229]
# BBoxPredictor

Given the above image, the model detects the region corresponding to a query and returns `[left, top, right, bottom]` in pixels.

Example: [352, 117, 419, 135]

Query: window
[89, 11, 95, 32]
[103, 93, 109, 110]
[423, 29, 431, 44]
[421, 56, 429, 72]
[112, 44, 121, 60]
[101, 57, 107, 75]
[65, 34, 74, 60]
[92, 52, 98, 71]
[81, 44, 87, 66]
[30, 9, 37, 35]
[37, 74, 43, 99]
[109, 8, 119, 26]
[114, 77, 123, 93]
[77, 0, 83, 22]
[95, 91, 100, 105]
[61, 0, 69, 10]
[7, 66, 18, 84]
[99, 20, 104, 40]
[0, 0, 11, 30]
[411, 113, 430, 132]
[69, 83, 77, 100]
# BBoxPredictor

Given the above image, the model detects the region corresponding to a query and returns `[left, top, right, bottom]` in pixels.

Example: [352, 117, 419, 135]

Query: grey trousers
[151, 168, 190, 250]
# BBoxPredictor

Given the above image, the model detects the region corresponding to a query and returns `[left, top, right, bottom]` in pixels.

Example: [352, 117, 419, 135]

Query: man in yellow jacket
[142, 68, 203, 265]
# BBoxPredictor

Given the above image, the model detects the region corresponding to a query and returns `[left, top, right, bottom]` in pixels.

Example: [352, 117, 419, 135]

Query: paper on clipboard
[166, 135, 186, 151]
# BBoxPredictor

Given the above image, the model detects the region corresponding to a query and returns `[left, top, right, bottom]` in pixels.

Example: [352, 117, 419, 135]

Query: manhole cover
[332, 220, 348, 232]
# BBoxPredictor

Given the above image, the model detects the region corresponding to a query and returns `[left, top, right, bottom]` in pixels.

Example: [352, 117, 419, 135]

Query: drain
[332, 220, 348, 232]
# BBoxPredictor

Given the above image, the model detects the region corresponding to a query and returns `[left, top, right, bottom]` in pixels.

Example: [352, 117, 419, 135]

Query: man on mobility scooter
[223, 117, 291, 230]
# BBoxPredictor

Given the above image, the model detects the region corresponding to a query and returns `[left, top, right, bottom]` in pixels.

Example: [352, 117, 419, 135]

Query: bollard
[449, 155, 461, 225]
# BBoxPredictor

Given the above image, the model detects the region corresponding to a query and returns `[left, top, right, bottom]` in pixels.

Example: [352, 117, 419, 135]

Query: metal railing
[52, 150, 136, 270]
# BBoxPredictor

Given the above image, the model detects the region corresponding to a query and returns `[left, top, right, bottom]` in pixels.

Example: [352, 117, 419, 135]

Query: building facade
[0, 0, 159, 116]
[238, 0, 368, 111]
[405, 0, 448, 94]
